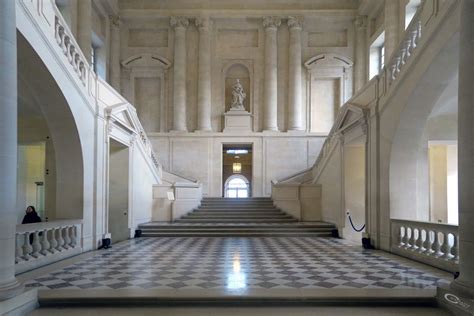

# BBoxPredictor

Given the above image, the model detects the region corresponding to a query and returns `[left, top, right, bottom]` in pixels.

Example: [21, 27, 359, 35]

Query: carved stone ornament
[109, 15, 121, 27]
[170, 16, 189, 29]
[287, 16, 303, 29]
[354, 16, 368, 29]
[195, 16, 211, 29]
[263, 16, 282, 29]
[229, 79, 246, 110]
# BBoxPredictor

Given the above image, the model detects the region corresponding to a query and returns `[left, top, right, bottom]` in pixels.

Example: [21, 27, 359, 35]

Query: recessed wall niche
[121, 54, 171, 133]
[224, 63, 250, 112]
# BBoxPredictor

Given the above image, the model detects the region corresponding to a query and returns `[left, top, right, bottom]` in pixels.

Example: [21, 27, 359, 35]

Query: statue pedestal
[223, 109, 252, 133]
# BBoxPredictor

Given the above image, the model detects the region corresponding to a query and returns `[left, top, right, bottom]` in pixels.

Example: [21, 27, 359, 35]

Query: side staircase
[139, 197, 336, 237]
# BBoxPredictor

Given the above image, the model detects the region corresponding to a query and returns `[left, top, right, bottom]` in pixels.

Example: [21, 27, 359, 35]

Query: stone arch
[17, 32, 85, 220]
[224, 174, 250, 198]
[389, 33, 459, 221]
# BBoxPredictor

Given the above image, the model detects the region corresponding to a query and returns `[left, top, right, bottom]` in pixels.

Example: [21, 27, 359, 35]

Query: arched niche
[222, 61, 252, 113]
[121, 54, 171, 133]
[304, 54, 353, 134]
[224, 63, 250, 112]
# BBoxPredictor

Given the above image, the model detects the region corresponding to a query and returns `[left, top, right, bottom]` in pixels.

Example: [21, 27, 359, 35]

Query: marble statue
[230, 79, 246, 110]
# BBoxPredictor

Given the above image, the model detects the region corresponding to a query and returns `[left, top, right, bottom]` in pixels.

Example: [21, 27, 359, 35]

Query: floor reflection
[227, 249, 247, 290]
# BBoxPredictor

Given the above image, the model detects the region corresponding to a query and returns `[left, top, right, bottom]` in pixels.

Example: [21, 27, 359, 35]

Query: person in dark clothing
[22, 206, 42, 244]
[22, 205, 42, 224]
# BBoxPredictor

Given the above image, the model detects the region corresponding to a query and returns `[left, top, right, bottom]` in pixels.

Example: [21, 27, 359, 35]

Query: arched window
[224, 175, 250, 198]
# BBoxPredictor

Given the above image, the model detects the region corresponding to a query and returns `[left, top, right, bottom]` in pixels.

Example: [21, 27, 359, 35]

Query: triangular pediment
[105, 104, 138, 133]
[331, 104, 366, 135]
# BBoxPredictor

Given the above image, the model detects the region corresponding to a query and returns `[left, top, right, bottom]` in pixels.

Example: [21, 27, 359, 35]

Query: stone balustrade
[391, 219, 459, 272]
[387, 8, 422, 84]
[15, 220, 83, 274]
[54, 14, 89, 85]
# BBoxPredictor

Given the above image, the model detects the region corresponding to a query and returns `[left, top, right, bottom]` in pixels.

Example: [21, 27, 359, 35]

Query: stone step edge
[38, 289, 437, 307]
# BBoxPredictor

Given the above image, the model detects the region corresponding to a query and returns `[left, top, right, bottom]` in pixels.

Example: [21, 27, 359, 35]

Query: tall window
[225, 176, 249, 198]
[380, 45, 385, 70]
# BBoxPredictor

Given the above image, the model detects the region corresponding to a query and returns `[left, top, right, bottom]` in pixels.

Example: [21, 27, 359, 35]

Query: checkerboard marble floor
[24, 237, 451, 291]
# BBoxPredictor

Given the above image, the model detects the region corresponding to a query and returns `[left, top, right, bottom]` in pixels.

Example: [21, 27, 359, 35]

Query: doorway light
[226, 149, 248, 155]
[233, 163, 242, 173]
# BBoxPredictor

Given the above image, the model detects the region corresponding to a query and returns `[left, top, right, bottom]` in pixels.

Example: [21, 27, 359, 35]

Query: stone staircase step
[138, 197, 336, 237]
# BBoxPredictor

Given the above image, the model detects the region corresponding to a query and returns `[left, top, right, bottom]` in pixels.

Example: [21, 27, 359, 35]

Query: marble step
[140, 222, 335, 228]
[140, 227, 334, 232]
[184, 213, 291, 217]
[141, 231, 334, 237]
[175, 219, 299, 223]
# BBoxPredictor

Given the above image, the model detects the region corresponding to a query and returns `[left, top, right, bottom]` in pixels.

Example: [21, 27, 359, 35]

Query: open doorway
[223, 144, 252, 198]
[343, 142, 366, 243]
[108, 139, 130, 243]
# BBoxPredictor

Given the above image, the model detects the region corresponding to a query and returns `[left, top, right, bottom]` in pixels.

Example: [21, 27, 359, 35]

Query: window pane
[237, 189, 248, 198]
[228, 189, 237, 198]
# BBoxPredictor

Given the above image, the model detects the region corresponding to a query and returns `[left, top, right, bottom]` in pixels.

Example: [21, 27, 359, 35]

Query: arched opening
[17, 32, 84, 221]
[224, 175, 250, 198]
[389, 32, 459, 224]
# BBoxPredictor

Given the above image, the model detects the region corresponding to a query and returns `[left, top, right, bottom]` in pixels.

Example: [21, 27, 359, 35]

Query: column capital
[195, 16, 212, 29]
[262, 16, 281, 30]
[170, 16, 189, 29]
[109, 14, 122, 27]
[287, 16, 304, 30]
[354, 15, 368, 29]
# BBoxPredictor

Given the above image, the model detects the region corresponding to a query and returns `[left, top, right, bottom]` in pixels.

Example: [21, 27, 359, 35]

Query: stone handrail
[386, 7, 422, 84]
[391, 219, 458, 272]
[15, 219, 83, 274]
[54, 12, 89, 85]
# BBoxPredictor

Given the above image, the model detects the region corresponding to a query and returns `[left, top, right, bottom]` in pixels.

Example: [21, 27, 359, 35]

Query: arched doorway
[224, 175, 250, 198]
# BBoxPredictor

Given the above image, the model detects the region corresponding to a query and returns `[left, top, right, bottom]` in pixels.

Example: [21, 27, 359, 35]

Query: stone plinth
[223, 109, 252, 133]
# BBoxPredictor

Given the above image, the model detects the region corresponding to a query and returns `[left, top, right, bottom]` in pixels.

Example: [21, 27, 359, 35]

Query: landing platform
[18, 237, 452, 308]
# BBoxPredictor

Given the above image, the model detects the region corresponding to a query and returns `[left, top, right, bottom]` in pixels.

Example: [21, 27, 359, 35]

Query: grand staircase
[139, 197, 336, 237]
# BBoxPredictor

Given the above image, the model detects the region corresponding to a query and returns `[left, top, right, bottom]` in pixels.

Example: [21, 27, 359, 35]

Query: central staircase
[139, 197, 336, 237]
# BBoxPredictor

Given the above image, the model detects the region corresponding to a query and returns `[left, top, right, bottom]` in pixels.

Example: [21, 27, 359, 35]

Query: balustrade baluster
[31, 231, 42, 258]
[40, 229, 51, 255]
[22, 232, 33, 260]
[423, 230, 433, 254]
[49, 227, 58, 253]
[15, 234, 23, 263]
[57, 227, 65, 250]
[63, 226, 71, 249]
[432, 231, 442, 257]
[70, 226, 77, 248]
[408, 227, 416, 250]
[450, 234, 459, 262]
[415, 228, 424, 252]
[401, 226, 409, 248]
[440, 232, 452, 259]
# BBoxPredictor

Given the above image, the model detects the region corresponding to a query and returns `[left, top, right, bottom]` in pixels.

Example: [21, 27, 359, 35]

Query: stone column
[262, 16, 281, 132]
[287, 16, 303, 131]
[171, 17, 189, 132]
[0, 0, 24, 300]
[384, 0, 400, 65]
[109, 15, 121, 92]
[77, 0, 92, 63]
[452, 0, 474, 298]
[354, 16, 368, 92]
[195, 17, 212, 132]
